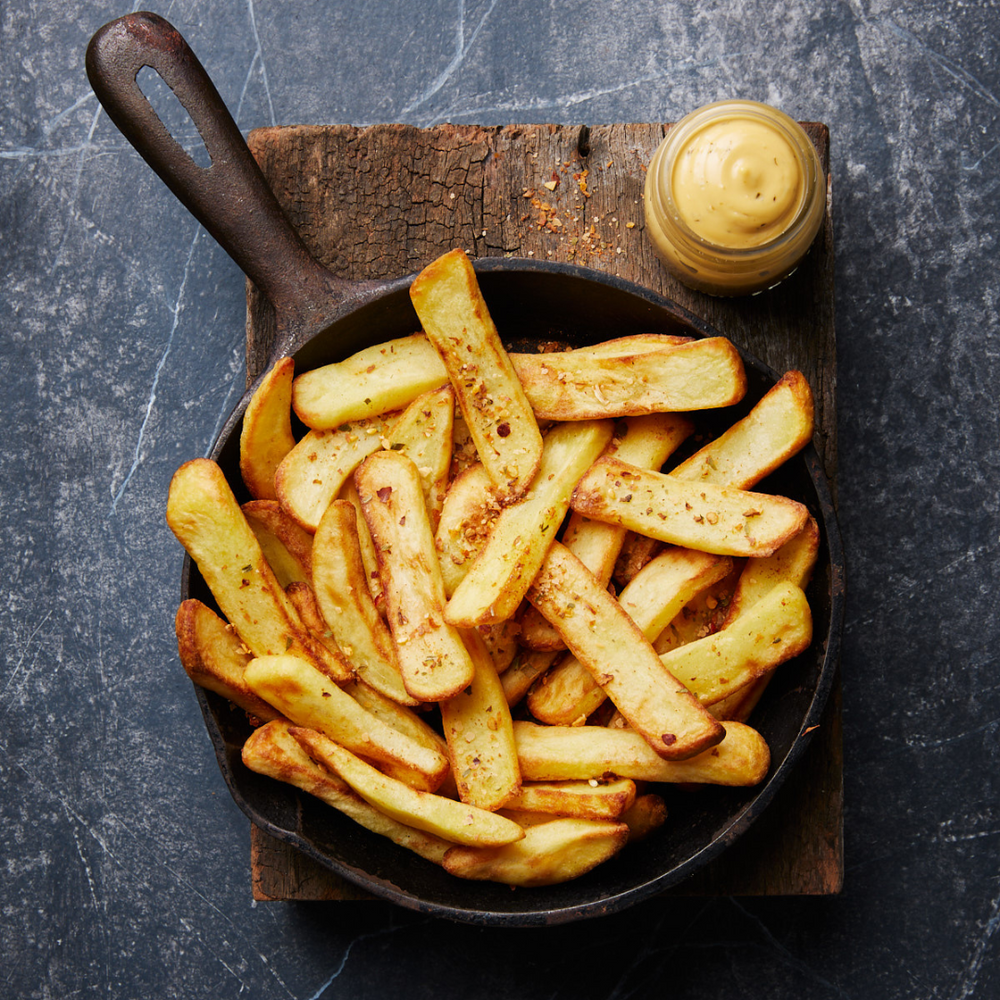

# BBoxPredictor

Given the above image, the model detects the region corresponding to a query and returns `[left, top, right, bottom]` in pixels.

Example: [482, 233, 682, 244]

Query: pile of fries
[167, 248, 819, 888]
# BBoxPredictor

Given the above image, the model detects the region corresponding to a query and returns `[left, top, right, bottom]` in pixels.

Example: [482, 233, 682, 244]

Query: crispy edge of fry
[527, 541, 724, 760]
[312, 499, 414, 705]
[243, 654, 449, 792]
[570, 456, 809, 558]
[444, 419, 614, 628]
[513, 719, 771, 786]
[439, 628, 521, 812]
[291, 334, 448, 430]
[337, 478, 384, 608]
[441, 816, 629, 886]
[504, 778, 637, 821]
[620, 793, 669, 843]
[290, 727, 525, 847]
[501, 649, 562, 708]
[242, 721, 451, 865]
[669, 370, 815, 489]
[409, 248, 543, 499]
[239, 356, 296, 501]
[175, 599, 285, 722]
[283, 581, 356, 684]
[562, 333, 693, 357]
[357, 449, 475, 702]
[242, 498, 313, 586]
[434, 463, 499, 598]
[661, 582, 813, 706]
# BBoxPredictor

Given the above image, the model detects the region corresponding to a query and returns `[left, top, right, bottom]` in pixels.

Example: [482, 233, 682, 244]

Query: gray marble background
[2, 1, 998, 997]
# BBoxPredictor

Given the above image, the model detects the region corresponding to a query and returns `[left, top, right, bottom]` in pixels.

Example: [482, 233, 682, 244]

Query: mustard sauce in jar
[644, 100, 826, 296]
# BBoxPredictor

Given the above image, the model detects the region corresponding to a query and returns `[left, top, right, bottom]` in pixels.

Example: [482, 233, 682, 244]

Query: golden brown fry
[661, 583, 813, 706]
[670, 370, 814, 489]
[439, 629, 521, 811]
[337, 478, 383, 607]
[500, 649, 562, 708]
[511, 338, 746, 421]
[242, 499, 314, 587]
[433, 463, 499, 598]
[291, 727, 524, 847]
[239, 356, 296, 501]
[242, 721, 451, 865]
[174, 599, 284, 722]
[311, 499, 413, 705]
[410, 248, 543, 499]
[442, 816, 629, 886]
[527, 542, 724, 760]
[504, 778, 636, 821]
[283, 581, 354, 683]
[275, 411, 397, 532]
[243, 654, 449, 792]
[357, 449, 475, 702]
[445, 419, 614, 628]
[514, 719, 770, 785]
[571, 456, 809, 558]
[620, 794, 669, 842]
[566, 333, 693, 357]
[292, 334, 448, 430]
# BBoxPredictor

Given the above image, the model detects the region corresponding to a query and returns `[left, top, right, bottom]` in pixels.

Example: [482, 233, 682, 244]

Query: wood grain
[244, 122, 841, 900]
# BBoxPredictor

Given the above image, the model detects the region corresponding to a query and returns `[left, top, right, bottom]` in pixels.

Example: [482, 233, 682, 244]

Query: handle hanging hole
[137, 66, 212, 169]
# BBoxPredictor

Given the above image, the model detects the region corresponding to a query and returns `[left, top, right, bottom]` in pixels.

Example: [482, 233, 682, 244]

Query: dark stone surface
[2, 1, 997, 997]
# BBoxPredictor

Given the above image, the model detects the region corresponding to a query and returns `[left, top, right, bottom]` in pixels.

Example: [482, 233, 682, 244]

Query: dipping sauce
[644, 100, 825, 296]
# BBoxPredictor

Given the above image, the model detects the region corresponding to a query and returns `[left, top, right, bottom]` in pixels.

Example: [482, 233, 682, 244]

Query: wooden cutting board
[244, 122, 841, 899]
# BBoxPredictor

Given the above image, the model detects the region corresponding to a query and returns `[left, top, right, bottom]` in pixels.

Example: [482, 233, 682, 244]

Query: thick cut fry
[174, 599, 284, 722]
[528, 547, 733, 726]
[275, 411, 397, 532]
[620, 794, 669, 842]
[670, 370, 814, 489]
[504, 778, 636, 821]
[384, 384, 455, 529]
[357, 450, 475, 702]
[243, 654, 449, 792]
[713, 518, 820, 721]
[501, 650, 562, 708]
[239, 356, 296, 500]
[337, 478, 383, 607]
[571, 456, 809, 558]
[311, 499, 413, 705]
[445, 419, 614, 627]
[514, 719, 770, 785]
[283, 582, 354, 683]
[442, 816, 628, 886]
[242, 722, 451, 865]
[242, 499, 313, 587]
[511, 338, 746, 421]
[520, 413, 694, 650]
[292, 334, 448, 430]
[567, 333, 693, 357]
[662, 583, 813, 706]
[439, 629, 521, 811]
[166, 458, 343, 677]
[291, 728, 524, 847]
[409, 249, 543, 499]
[527, 542, 724, 759]
[434, 463, 499, 597]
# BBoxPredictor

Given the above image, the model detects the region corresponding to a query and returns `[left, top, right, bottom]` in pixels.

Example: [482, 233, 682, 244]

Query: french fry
[526, 542, 724, 759]
[283, 581, 354, 683]
[357, 449, 475, 702]
[292, 334, 448, 430]
[620, 794, 669, 842]
[571, 456, 809, 558]
[242, 721, 451, 865]
[445, 419, 614, 627]
[567, 333, 693, 357]
[514, 719, 770, 786]
[519, 412, 694, 650]
[384, 383, 455, 530]
[174, 599, 284, 722]
[242, 499, 313, 587]
[528, 547, 733, 726]
[511, 338, 746, 421]
[504, 778, 636, 821]
[243, 654, 449, 792]
[311, 499, 414, 705]
[291, 727, 524, 847]
[274, 411, 398, 532]
[239, 356, 296, 501]
[165, 458, 344, 678]
[612, 532, 663, 588]
[409, 248, 543, 499]
[501, 649, 562, 708]
[661, 583, 813, 706]
[434, 463, 499, 597]
[479, 621, 520, 673]
[442, 816, 629, 886]
[337, 478, 383, 607]
[439, 628, 521, 811]
[670, 370, 814, 489]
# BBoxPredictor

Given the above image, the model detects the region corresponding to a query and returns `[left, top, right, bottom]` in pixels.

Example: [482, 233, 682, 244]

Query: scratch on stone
[245, 0, 277, 127]
[400, 0, 500, 117]
[110, 225, 202, 512]
[51, 102, 104, 272]
[0, 610, 54, 708]
[949, 884, 1000, 1000]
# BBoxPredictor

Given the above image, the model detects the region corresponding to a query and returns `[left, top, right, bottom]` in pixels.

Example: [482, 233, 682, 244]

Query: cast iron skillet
[87, 12, 844, 925]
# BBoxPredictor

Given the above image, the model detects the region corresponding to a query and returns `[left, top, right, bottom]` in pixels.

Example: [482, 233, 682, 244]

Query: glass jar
[643, 100, 826, 296]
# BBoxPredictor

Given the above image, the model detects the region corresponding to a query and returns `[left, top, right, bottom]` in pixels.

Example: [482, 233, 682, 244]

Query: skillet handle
[86, 11, 349, 339]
